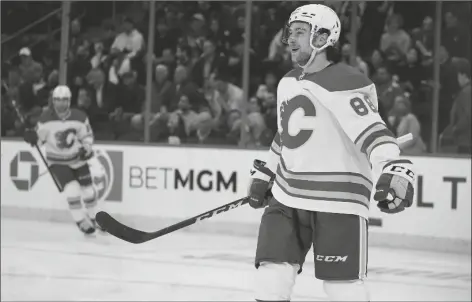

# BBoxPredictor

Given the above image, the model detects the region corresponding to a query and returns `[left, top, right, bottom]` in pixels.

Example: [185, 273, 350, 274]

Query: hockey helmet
[282, 4, 341, 66]
[52, 85, 71, 114]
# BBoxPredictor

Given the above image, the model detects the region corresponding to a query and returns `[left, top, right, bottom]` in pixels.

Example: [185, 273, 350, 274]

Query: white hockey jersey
[266, 63, 400, 219]
[36, 108, 94, 169]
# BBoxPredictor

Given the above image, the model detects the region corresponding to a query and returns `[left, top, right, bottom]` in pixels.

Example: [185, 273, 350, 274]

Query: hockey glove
[247, 159, 275, 209]
[78, 145, 94, 161]
[23, 128, 38, 147]
[374, 159, 415, 214]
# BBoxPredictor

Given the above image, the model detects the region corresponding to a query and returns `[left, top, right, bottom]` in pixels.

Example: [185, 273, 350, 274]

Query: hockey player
[247, 4, 415, 302]
[23, 85, 104, 236]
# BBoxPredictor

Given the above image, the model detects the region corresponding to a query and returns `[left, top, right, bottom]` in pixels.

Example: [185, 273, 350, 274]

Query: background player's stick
[96, 197, 248, 244]
[396, 133, 413, 146]
[11, 100, 63, 192]
[96, 133, 413, 244]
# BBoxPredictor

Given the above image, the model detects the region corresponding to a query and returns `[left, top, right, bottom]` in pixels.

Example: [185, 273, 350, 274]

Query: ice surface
[1, 218, 470, 301]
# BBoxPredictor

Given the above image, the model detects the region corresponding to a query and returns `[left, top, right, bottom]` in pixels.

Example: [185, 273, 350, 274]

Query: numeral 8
[350, 96, 378, 116]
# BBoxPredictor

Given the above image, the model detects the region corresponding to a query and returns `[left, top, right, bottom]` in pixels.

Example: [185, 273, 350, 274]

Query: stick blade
[95, 211, 150, 244]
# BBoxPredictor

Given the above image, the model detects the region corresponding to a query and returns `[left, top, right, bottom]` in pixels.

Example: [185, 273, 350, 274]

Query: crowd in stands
[1, 1, 470, 154]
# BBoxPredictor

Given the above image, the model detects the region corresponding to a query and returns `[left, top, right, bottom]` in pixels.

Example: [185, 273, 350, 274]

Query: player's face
[53, 97, 70, 114]
[287, 22, 312, 65]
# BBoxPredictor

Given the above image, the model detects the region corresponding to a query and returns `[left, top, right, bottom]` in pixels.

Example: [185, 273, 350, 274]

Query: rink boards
[1, 139, 470, 253]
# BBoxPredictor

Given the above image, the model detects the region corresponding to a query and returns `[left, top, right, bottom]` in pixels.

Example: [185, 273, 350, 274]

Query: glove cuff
[251, 160, 275, 183]
[382, 159, 415, 183]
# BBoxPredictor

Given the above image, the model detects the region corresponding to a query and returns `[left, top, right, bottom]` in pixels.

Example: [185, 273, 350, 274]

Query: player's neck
[302, 55, 332, 74]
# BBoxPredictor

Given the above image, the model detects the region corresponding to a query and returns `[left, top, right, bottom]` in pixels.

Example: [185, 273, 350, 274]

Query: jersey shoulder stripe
[304, 63, 372, 92]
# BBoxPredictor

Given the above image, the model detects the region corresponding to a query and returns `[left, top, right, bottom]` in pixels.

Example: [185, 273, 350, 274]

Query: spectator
[227, 38, 261, 87]
[183, 13, 207, 51]
[111, 17, 144, 60]
[442, 11, 469, 60]
[176, 44, 198, 75]
[433, 46, 460, 133]
[69, 18, 85, 57]
[166, 109, 188, 145]
[90, 41, 108, 70]
[380, 14, 411, 67]
[411, 16, 434, 67]
[368, 49, 386, 77]
[41, 51, 57, 81]
[192, 38, 227, 87]
[256, 70, 278, 100]
[261, 92, 277, 139]
[46, 69, 59, 92]
[4, 67, 23, 102]
[154, 47, 177, 78]
[397, 48, 426, 93]
[207, 17, 228, 52]
[172, 64, 205, 112]
[110, 71, 145, 139]
[173, 94, 212, 141]
[357, 1, 392, 58]
[108, 48, 132, 85]
[444, 58, 471, 153]
[341, 43, 369, 75]
[388, 95, 426, 155]
[86, 68, 116, 116]
[18, 47, 42, 83]
[150, 64, 175, 113]
[373, 66, 405, 114]
[17, 63, 48, 126]
[245, 96, 268, 147]
[69, 44, 93, 81]
[213, 72, 244, 118]
[154, 19, 178, 61]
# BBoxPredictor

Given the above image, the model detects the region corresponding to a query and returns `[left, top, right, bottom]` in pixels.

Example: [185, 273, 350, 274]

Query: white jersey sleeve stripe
[365, 137, 398, 160]
[276, 166, 372, 205]
[354, 122, 385, 144]
[279, 157, 373, 187]
[270, 139, 281, 156]
[274, 176, 370, 209]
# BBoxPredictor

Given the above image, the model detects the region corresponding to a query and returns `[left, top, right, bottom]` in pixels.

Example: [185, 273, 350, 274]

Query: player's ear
[312, 32, 329, 48]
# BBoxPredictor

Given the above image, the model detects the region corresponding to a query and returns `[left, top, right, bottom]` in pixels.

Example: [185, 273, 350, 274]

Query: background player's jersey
[267, 63, 400, 219]
[36, 108, 94, 169]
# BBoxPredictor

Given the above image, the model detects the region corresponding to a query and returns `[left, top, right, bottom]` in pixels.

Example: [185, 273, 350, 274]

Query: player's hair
[326, 44, 341, 63]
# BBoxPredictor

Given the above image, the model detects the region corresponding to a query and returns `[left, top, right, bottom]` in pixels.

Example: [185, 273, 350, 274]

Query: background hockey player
[247, 4, 416, 302]
[23, 85, 104, 236]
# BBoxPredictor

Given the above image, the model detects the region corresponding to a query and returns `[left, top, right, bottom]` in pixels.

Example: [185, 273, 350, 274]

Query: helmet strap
[298, 29, 334, 71]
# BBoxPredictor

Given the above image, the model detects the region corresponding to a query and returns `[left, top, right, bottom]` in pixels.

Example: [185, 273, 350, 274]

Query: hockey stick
[95, 197, 248, 244]
[96, 133, 413, 244]
[11, 100, 63, 192]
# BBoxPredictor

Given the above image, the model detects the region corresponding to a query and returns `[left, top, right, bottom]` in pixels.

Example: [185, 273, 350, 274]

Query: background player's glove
[373, 159, 415, 214]
[23, 128, 38, 146]
[247, 159, 275, 209]
[78, 145, 94, 161]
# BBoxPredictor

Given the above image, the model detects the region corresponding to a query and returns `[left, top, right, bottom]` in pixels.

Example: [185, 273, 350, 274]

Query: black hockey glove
[23, 128, 38, 147]
[247, 159, 275, 209]
[374, 159, 415, 214]
[78, 146, 94, 161]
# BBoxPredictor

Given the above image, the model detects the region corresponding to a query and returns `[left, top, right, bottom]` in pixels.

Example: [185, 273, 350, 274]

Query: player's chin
[291, 52, 309, 66]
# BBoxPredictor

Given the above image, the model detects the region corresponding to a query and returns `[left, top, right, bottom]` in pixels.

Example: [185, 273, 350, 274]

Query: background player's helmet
[52, 85, 71, 115]
[282, 4, 341, 67]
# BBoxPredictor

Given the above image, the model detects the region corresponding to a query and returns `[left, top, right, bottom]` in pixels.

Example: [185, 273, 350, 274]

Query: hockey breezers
[95, 197, 249, 244]
[11, 100, 63, 192]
